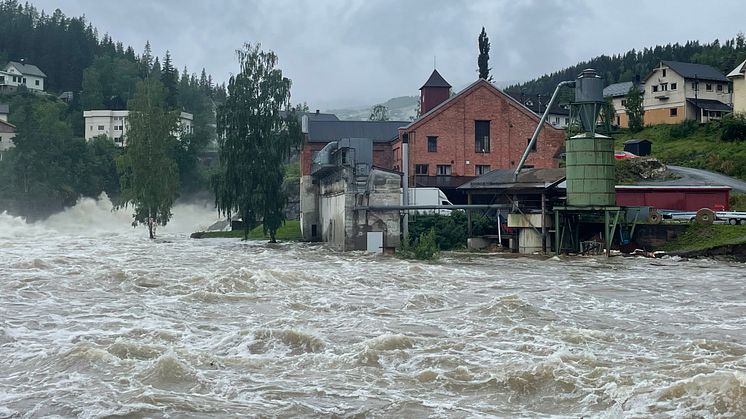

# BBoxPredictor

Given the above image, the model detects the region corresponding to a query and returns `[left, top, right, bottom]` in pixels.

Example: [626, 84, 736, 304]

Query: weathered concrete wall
[314, 167, 401, 251]
[300, 175, 319, 241]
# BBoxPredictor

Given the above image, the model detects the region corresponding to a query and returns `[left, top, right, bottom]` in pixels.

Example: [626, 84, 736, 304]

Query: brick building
[392, 71, 566, 188]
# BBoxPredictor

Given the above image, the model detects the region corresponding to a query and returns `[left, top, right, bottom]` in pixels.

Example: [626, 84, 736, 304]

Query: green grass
[663, 223, 746, 253]
[612, 122, 746, 180]
[192, 220, 302, 241]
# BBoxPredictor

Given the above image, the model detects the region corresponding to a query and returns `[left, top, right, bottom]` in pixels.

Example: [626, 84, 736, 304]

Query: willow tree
[116, 78, 179, 239]
[213, 43, 302, 242]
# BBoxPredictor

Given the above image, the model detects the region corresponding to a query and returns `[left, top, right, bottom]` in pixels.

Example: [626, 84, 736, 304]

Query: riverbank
[191, 220, 302, 241]
[662, 223, 746, 260]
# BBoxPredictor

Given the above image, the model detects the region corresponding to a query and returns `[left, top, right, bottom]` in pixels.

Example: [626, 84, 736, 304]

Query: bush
[408, 211, 467, 250]
[669, 119, 698, 139]
[413, 228, 438, 260]
[720, 114, 746, 141]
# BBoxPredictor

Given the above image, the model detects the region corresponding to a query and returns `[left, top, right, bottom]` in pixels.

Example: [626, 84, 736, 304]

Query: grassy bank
[663, 223, 746, 254]
[612, 121, 746, 181]
[192, 220, 302, 241]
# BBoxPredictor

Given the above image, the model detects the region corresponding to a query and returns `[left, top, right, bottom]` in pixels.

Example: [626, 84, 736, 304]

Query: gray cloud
[30, 0, 746, 109]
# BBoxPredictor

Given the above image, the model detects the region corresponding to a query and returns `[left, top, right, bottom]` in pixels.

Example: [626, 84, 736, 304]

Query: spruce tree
[160, 51, 178, 109]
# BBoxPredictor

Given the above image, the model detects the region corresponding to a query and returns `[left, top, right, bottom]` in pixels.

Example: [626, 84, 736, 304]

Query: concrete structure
[83, 110, 194, 146]
[392, 76, 565, 189]
[0, 61, 46, 92]
[727, 59, 746, 114]
[603, 81, 645, 128]
[642, 61, 731, 125]
[302, 136, 401, 251]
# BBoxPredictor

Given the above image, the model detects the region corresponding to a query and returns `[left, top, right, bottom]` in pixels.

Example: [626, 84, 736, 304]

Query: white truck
[400, 187, 454, 215]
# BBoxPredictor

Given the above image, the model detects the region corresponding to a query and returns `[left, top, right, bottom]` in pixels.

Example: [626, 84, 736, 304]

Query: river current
[1, 196, 745, 418]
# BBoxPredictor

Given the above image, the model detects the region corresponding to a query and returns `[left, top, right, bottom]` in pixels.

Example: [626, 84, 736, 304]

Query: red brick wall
[393, 81, 565, 176]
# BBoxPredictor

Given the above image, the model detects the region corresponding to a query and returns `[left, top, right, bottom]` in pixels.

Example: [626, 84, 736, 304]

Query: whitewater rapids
[0, 195, 745, 418]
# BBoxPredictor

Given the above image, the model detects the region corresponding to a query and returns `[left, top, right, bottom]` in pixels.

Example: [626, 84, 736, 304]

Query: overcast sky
[31, 0, 746, 109]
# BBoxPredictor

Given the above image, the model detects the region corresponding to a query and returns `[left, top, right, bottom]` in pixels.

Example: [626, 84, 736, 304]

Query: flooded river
[1, 196, 745, 418]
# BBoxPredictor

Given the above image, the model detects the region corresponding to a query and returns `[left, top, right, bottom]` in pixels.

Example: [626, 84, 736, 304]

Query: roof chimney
[315, 109, 320, 115]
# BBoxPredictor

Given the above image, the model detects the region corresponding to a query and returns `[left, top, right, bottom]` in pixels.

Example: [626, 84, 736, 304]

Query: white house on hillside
[0, 104, 16, 159]
[83, 110, 194, 147]
[642, 61, 732, 124]
[0, 61, 47, 92]
[727, 58, 746, 114]
[603, 81, 645, 129]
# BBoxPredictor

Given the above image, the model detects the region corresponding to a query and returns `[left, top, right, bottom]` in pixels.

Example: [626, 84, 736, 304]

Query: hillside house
[0, 104, 16, 158]
[510, 93, 571, 128]
[0, 61, 47, 92]
[727, 58, 746, 114]
[603, 81, 645, 128]
[83, 110, 193, 147]
[392, 70, 565, 189]
[642, 61, 732, 124]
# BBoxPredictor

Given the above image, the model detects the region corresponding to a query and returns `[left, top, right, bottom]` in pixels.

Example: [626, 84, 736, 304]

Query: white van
[400, 187, 454, 215]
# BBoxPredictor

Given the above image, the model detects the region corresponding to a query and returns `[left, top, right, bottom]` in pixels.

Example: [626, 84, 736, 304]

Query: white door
[366, 231, 383, 254]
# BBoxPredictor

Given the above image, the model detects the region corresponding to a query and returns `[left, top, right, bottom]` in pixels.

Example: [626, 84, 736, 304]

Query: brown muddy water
[1, 196, 745, 418]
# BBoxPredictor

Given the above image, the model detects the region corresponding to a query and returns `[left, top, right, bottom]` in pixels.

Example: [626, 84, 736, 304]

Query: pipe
[401, 133, 410, 240]
[354, 204, 512, 211]
[513, 80, 574, 181]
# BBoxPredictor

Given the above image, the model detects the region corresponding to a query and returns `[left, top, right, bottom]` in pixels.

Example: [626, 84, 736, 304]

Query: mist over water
[1, 196, 745, 417]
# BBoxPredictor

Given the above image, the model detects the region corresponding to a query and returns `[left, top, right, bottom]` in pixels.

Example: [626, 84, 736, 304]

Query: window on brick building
[427, 136, 437, 152]
[436, 165, 452, 175]
[527, 138, 537, 152]
[476, 165, 491, 175]
[415, 164, 428, 175]
[670, 108, 677, 117]
[475, 120, 490, 152]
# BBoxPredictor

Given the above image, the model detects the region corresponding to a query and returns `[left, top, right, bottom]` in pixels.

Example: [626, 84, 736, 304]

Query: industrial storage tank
[566, 69, 616, 207]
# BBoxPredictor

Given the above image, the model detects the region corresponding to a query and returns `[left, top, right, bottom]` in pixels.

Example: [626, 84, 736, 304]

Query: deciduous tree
[116, 78, 179, 239]
[212, 43, 302, 242]
[625, 84, 644, 132]
[369, 104, 389, 121]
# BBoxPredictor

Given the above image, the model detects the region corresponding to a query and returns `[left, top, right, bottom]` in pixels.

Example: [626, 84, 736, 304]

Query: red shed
[615, 185, 731, 211]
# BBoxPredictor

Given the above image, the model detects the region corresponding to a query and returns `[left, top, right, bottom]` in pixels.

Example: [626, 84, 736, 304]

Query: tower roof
[420, 69, 451, 89]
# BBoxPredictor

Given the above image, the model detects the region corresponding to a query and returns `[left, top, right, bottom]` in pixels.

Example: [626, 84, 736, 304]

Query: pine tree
[139, 40, 153, 77]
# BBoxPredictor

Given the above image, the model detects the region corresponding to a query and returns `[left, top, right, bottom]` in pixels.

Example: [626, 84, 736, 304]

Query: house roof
[603, 81, 644, 98]
[623, 139, 651, 145]
[280, 110, 339, 122]
[458, 168, 566, 191]
[306, 120, 408, 143]
[7, 61, 47, 78]
[686, 98, 732, 112]
[420, 69, 451, 89]
[660, 61, 727, 82]
[727, 59, 746, 78]
[0, 103, 8, 114]
[405, 79, 564, 132]
[0, 119, 16, 130]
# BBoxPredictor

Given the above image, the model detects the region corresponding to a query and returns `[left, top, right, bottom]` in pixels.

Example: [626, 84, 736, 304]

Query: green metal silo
[566, 69, 616, 207]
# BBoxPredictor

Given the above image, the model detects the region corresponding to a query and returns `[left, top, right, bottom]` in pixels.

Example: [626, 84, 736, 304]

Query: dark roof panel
[420, 69, 452, 89]
[307, 120, 408, 143]
[459, 168, 566, 190]
[662, 61, 728, 82]
[686, 98, 732, 112]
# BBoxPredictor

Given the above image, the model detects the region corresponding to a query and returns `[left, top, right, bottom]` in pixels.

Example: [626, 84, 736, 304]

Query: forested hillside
[0, 0, 226, 219]
[508, 35, 746, 95]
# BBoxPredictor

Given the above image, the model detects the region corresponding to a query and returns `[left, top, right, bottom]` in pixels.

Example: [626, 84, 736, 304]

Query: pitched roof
[661, 61, 727, 82]
[405, 79, 563, 132]
[727, 59, 746, 78]
[6, 61, 47, 78]
[603, 81, 644, 98]
[686, 98, 732, 112]
[420, 69, 451, 89]
[306, 120, 408, 143]
[458, 168, 566, 191]
[0, 119, 16, 130]
[0, 103, 8, 114]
